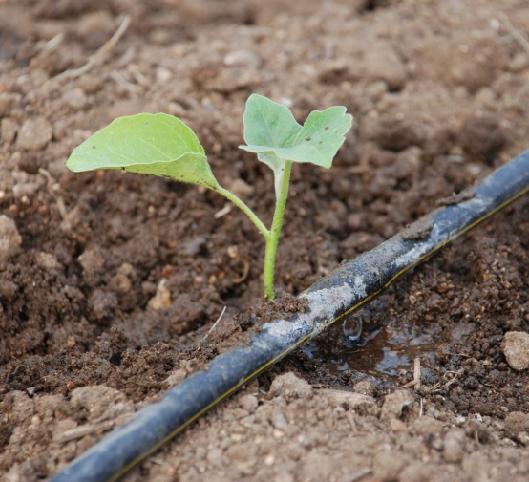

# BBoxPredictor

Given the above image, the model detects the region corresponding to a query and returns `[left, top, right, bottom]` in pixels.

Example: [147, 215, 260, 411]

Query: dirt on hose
[1, 0, 529, 481]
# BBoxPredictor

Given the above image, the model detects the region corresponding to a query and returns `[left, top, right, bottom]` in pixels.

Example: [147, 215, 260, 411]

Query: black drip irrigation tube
[52, 151, 529, 482]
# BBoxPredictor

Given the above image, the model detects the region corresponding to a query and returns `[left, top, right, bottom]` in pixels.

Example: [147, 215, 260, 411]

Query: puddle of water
[303, 295, 440, 382]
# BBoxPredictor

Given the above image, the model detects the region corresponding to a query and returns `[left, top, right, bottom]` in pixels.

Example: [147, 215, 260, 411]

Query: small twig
[55, 420, 116, 444]
[214, 203, 232, 218]
[403, 357, 421, 389]
[50, 15, 131, 84]
[202, 306, 227, 341]
[233, 260, 250, 284]
[348, 469, 373, 482]
[413, 357, 421, 390]
[499, 12, 529, 56]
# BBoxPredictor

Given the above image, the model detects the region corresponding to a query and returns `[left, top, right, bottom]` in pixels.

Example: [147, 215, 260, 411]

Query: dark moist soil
[1, 1, 529, 481]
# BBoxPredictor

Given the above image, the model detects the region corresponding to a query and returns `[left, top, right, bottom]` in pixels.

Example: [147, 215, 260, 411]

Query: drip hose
[51, 151, 529, 482]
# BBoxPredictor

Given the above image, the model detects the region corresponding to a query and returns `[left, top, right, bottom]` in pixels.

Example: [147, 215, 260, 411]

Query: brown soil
[1, 0, 529, 481]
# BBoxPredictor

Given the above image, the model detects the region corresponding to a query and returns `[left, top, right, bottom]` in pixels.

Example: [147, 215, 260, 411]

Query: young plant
[66, 94, 352, 300]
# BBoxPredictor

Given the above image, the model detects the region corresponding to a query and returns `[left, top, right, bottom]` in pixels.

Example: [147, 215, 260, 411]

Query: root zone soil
[1, 1, 529, 481]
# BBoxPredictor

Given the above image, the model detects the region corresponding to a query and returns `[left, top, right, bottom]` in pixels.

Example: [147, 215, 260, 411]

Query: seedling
[67, 94, 352, 300]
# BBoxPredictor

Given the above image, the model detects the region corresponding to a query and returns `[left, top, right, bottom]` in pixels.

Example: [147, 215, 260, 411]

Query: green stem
[216, 187, 270, 240]
[263, 160, 292, 301]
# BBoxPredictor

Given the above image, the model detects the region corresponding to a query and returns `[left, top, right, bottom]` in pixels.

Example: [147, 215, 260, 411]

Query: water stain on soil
[300, 295, 439, 388]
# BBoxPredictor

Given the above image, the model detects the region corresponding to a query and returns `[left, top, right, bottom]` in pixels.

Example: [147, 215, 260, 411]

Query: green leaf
[66, 113, 219, 190]
[239, 94, 352, 169]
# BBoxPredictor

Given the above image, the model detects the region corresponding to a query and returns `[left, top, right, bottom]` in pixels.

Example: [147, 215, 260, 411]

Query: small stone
[148, 279, 172, 310]
[263, 454, 275, 466]
[12, 181, 39, 198]
[63, 88, 87, 110]
[353, 380, 373, 396]
[381, 389, 414, 422]
[117, 262, 136, 277]
[223, 50, 261, 68]
[502, 331, 529, 370]
[0, 278, 17, 300]
[16, 117, 53, 151]
[361, 41, 407, 89]
[182, 236, 206, 257]
[1, 118, 18, 145]
[164, 368, 187, 387]
[390, 418, 408, 431]
[273, 473, 294, 482]
[504, 411, 529, 437]
[4, 391, 34, 424]
[78, 248, 105, 278]
[373, 450, 407, 479]
[226, 178, 254, 197]
[268, 372, 313, 401]
[206, 448, 223, 466]
[227, 245, 239, 259]
[411, 415, 443, 434]
[321, 388, 377, 413]
[34, 393, 68, 418]
[240, 394, 259, 412]
[91, 289, 117, 320]
[0, 215, 22, 263]
[443, 429, 466, 462]
[70, 386, 126, 419]
[270, 409, 288, 430]
[111, 273, 132, 294]
[35, 252, 61, 271]
[519, 431, 529, 446]
[52, 418, 78, 442]
[0, 93, 13, 116]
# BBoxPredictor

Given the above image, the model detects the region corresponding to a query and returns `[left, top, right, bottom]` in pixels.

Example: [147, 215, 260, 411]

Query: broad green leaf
[66, 113, 219, 190]
[239, 94, 352, 170]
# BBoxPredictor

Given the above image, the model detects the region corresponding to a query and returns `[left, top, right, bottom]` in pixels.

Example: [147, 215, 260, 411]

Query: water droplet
[342, 315, 363, 342]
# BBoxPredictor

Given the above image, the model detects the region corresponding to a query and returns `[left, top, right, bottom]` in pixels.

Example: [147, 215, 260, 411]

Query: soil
[1, 0, 529, 481]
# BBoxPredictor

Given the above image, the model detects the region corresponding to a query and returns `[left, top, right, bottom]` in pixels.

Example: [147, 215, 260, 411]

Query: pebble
[206, 448, 223, 466]
[226, 178, 254, 197]
[111, 273, 132, 294]
[78, 248, 105, 278]
[411, 415, 443, 434]
[502, 331, 529, 370]
[63, 88, 87, 110]
[504, 411, 529, 437]
[353, 380, 373, 396]
[35, 252, 61, 271]
[164, 368, 187, 387]
[321, 388, 377, 414]
[361, 41, 407, 90]
[0, 278, 18, 300]
[16, 117, 53, 151]
[182, 236, 206, 257]
[380, 389, 414, 422]
[270, 409, 288, 430]
[70, 386, 126, 419]
[91, 289, 117, 320]
[240, 394, 259, 412]
[1, 118, 18, 145]
[268, 372, 313, 401]
[373, 450, 407, 479]
[12, 181, 39, 198]
[0, 215, 22, 263]
[443, 429, 466, 462]
[223, 49, 261, 68]
[0, 92, 13, 116]
[148, 279, 172, 310]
